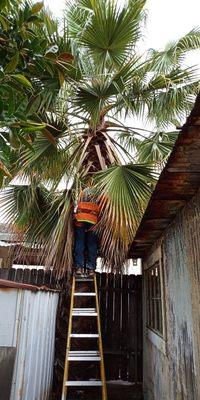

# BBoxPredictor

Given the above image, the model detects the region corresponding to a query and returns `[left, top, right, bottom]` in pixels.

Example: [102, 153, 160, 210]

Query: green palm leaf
[93, 164, 156, 270]
[68, 0, 146, 67]
[148, 28, 200, 73]
[135, 131, 178, 165]
[1, 183, 50, 229]
[1, 184, 74, 278]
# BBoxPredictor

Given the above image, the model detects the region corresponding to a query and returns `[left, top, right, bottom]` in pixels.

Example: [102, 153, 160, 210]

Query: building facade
[143, 188, 200, 400]
[130, 94, 200, 399]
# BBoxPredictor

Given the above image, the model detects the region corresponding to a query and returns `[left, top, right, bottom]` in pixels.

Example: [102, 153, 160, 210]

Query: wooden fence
[0, 267, 61, 289]
[97, 273, 142, 382]
[0, 268, 143, 384]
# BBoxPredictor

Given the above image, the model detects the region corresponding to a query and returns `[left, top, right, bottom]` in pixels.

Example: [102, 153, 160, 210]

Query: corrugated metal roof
[129, 94, 200, 259]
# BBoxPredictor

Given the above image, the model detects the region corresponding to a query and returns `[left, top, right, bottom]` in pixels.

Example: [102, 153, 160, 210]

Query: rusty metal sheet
[0, 347, 16, 400]
[129, 94, 200, 258]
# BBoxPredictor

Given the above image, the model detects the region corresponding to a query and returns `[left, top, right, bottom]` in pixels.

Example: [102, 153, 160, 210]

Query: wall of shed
[0, 287, 59, 400]
[143, 188, 200, 400]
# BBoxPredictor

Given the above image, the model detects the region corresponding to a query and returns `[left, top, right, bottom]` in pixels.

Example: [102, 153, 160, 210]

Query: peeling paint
[143, 188, 200, 399]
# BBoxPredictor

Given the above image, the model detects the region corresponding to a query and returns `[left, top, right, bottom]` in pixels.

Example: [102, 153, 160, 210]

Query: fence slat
[0, 267, 61, 289]
[128, 275, 136, 381]
[113, 273, 121, 379]
[0, 268, 9, 280]
[137, 276, 143, 382]
[37, 269, 44, 286]
[8, 268, 16, 281]
[30, 269, 38, 285]
[121, 275, 129, 380]
[106, 274, 115, 380]
[23, 268, 31, 284]
[15, 269, 24, 283]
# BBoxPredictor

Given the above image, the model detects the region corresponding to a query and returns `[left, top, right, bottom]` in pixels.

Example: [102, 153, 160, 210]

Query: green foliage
[92, 163, 156, 270]
[68, 0, 146, 67]
[0, 0, 75, 183]
[1, 0, 200, 274]
[135, 131, 178, 166]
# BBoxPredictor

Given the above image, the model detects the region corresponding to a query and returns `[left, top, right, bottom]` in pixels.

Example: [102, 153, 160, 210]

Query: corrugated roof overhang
[129, 93, 200, 259]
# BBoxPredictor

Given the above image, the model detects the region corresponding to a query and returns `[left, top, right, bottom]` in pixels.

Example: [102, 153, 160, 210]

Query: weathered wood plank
[121, 275, 129, 380]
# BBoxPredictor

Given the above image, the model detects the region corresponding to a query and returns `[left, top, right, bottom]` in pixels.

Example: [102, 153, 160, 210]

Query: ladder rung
[75, 278, 94, 282]
[66, 381, 102, 387]
[73, 308, 96, 311]
[74, 292, 96, 296]
[72, 311, 97, 316]
[68, 357, 100, 361]
[68, 351, 100, 360]
[70, 334, 99, 338]
[72, 307, 97, 316]
[68, 356, 101, 361]
[69, 351, 100, 355]
[73, 307, 96, 312]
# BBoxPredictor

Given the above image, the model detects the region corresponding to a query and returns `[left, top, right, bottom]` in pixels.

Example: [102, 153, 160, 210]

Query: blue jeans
[74, 222, 98, 270]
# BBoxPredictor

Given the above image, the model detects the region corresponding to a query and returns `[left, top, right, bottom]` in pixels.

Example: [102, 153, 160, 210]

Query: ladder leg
[94, 275, 108, 400]
[61, 276, 75, 400]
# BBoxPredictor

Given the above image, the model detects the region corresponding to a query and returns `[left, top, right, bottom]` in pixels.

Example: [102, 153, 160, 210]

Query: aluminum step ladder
[61, 274, 107, 400]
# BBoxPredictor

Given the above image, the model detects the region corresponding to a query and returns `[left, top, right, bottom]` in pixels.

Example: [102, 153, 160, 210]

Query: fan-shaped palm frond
[135, 131, 178, 165]
[67, 0, 146, 67]
[0, 183, 74, 278]
[148, 28, 200, 73]
[0, 183, 50, 231]
[93, 164, 156, 270]
[42, 191, 74, 279]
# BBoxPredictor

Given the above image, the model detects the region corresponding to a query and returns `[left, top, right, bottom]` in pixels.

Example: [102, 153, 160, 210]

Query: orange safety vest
[74, 189, 100, 225]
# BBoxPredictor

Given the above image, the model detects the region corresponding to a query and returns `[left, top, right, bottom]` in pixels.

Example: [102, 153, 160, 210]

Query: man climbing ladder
[61, 274, 107, 400]
[73, 186, 100, 277]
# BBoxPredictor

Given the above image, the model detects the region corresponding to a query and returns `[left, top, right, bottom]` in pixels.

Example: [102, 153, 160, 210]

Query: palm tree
[1, 0, 200, 277]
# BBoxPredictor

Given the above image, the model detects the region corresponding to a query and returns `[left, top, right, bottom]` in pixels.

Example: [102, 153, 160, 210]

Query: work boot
[87, 269, 95, 277]
[75, 267, 84, 276]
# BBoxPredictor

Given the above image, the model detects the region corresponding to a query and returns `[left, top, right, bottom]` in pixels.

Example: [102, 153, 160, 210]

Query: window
[145, 261, 163, 336]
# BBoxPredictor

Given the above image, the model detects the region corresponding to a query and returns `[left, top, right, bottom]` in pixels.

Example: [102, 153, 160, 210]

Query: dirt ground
[107, 381, 143, 400]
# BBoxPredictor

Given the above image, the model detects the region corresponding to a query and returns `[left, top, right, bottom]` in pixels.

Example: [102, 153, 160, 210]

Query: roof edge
[0, 278, 60, 293]
[129, 93, 200, 259]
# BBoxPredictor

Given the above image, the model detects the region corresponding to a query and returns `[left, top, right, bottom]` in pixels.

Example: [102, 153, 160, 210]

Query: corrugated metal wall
[143, 188, 200, 400]
[0, 287, 59, 400]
